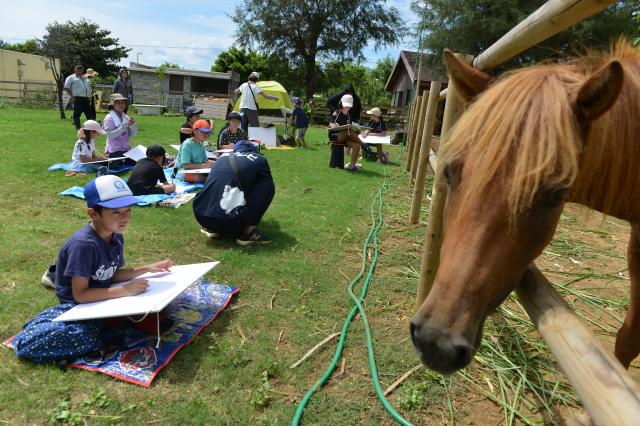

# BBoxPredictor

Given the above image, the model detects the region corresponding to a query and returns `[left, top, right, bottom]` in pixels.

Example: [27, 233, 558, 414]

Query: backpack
[13, 304, 102, 363]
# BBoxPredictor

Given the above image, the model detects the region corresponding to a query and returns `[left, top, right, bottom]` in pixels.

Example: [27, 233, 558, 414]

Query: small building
[384, 51, 447, 107]
[127, 63, 240, 116]
[0, 49, 60, 103]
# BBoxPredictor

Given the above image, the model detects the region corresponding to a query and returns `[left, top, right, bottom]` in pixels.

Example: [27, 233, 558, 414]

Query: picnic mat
[3, 280, 239, 387]
[48, 162, 135, 174]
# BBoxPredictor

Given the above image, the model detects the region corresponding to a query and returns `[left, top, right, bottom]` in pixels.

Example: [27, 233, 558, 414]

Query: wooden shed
[384, 51, 447, 107]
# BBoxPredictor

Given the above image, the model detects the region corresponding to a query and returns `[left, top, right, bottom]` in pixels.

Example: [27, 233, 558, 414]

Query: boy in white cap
[363, 107, 389, 163]
[328, 94, 363, 171]
[15, 175, 173, 362]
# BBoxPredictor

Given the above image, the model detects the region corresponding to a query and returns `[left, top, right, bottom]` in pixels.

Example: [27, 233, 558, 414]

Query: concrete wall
[0, 49, 60, 102]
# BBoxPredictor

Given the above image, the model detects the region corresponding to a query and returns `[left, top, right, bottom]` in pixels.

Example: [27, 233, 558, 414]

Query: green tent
[233, 80, 293, 112]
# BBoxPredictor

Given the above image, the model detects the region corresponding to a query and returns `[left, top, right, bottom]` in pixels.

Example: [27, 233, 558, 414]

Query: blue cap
[84, 175, 141, 208]
[233, 140, 258, 153]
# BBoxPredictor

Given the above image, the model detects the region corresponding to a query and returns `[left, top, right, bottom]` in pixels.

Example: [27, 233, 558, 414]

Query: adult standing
[234, 72, 279, 131]
[113, 68, 134, 114]
[327, 84, 362, 123]
[85, 68, 99, 120]
[193, 140, 275, 245]
[64, 64, 93, 129]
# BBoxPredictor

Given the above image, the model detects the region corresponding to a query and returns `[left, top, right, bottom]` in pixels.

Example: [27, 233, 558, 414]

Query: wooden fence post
[409, 91, 430, 185]
[404, 94, 422, 172]
[416, 53, 473, 307]
[409, 80, 442, 223]
[516, 264, 640, 426]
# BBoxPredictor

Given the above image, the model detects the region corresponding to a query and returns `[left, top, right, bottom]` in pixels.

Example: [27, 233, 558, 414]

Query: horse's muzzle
[410, 317, 473, 375]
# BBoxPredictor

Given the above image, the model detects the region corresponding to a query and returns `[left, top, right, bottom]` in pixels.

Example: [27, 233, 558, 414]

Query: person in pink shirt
[103, 93, 137, 166]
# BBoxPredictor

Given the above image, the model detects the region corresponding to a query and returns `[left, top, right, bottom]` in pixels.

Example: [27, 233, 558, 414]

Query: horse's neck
[569, 95, 640, 223]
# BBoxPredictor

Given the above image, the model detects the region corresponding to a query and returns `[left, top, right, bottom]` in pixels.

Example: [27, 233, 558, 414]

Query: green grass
[0, 106, 416, 424]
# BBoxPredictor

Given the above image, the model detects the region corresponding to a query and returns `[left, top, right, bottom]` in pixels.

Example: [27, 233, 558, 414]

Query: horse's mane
[440, 40, 640, 221]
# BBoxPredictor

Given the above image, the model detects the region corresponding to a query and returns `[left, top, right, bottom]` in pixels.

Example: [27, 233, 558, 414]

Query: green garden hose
[292, 177, 414, 426]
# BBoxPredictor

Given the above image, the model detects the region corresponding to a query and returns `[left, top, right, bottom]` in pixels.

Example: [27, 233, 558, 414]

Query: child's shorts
[295, 127, 307, 140]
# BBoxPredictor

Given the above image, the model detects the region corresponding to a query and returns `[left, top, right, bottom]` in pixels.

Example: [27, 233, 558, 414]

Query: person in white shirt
[64, 64, 93, 130]
[234, 72, 279, 131]
[71, 120, 107, 173]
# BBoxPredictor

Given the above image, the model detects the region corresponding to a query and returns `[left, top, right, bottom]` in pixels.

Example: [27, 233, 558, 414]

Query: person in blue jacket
[193, 140, 275, 245]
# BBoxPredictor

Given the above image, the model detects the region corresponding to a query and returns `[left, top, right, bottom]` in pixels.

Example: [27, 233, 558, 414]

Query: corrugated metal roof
[128, 67, 233, 80]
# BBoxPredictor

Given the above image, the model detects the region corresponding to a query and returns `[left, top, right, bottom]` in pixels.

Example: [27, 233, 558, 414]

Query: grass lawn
[0, 106, 423, 425]
[2, 106, 634, 426]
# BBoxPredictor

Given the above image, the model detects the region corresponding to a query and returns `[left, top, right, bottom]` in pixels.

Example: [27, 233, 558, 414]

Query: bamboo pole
[474, 0, 616, 70]
[406, 54, 425, 171]
[416, 53, 473, 307]
[409, 81, 442, 222]
[404, 94, 422, 172]
[409, 91, 430, 185]
[516, 264, 640, 426]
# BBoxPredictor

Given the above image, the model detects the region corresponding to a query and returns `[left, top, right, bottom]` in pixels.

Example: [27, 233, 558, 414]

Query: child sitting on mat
[218, 112, 247, 150]
[12, 175, 173, 363]
[70, 120, 108, 174]
[127, 145, 176, 195]
[174, 119, 215, 183]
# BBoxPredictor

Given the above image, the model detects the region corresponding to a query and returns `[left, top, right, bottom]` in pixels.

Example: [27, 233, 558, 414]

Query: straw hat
[85, 68, 99, 77]
[108, 93, 127, 105]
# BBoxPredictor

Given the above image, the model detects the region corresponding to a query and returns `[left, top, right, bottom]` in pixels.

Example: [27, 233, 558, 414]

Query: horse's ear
[574, 60, 624, 122]
[443, 49, 493, 102]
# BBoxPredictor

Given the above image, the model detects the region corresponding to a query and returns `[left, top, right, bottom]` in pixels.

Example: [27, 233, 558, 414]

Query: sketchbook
[83, 156, 128, 165]
[123, 145, 147, 162]
[330, 123, 371, 132]
[53, 262, 220, 322]
[358, 135, 391, 144]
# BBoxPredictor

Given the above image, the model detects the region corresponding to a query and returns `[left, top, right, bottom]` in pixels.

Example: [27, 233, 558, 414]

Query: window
[191, 77, 228, 95]
[169, 75, 184, 92]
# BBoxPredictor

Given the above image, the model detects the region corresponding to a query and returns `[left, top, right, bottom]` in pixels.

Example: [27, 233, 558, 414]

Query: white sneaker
[41, 264, 56, 288]
[200, 228, 220, 238]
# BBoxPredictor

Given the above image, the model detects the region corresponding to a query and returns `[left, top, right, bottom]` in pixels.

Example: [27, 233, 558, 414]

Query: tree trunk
[304, 57, 316, 100]
[56, 79, 66, 119]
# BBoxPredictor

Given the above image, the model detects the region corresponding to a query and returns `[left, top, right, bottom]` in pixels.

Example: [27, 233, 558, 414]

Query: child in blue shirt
[13, 176, 173, 362]
[290, 97, 308, 148]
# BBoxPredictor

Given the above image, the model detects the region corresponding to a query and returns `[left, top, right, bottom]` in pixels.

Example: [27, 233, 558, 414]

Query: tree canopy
[0, 39, 40, 55]
[39, 19, 130, 118]
[231, 0, 404, 98]
[411, 1, 639, 72]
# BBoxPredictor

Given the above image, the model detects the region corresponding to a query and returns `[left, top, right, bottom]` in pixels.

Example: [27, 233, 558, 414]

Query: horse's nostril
[453, 342, 472, 367]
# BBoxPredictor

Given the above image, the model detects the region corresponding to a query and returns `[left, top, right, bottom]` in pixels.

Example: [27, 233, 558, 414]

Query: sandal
[76, 172, 88, 177]
[65, 171, 76, 177]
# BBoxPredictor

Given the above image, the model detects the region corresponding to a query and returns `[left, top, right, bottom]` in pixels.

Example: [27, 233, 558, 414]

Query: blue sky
[0, 0, 418, 72]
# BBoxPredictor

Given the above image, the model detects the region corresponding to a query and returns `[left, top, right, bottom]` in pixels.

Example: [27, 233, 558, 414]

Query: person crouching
[193, 140, 275, 245]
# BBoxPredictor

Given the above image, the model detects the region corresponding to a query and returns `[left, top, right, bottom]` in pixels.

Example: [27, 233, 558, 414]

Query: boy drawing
[127, 145, 176, 195]
[13, 176, 173, 362]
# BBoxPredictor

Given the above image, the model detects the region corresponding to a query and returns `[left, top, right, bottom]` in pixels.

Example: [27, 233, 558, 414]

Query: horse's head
[411, 50, 624, 375]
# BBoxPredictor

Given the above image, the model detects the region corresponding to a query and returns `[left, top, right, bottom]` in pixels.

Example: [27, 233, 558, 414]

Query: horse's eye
[443, 165, 451, 184]
[545, 190, 566, 208]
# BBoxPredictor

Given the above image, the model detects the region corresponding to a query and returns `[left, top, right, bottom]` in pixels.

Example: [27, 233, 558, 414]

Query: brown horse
[410, 40, 640, 375]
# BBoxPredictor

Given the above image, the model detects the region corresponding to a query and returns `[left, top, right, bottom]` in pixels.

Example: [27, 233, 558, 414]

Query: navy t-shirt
[179, 122, 192, 143]
[193, 150, 273, 220]
[367, 118, 386, 133]
[291, 106, 309, 128]
[55, 224, 125, 304]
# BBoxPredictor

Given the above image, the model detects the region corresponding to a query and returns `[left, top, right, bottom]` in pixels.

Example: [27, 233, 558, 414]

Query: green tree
[411, 1, 637, 72]
[318, 57, 393, 106]
[232, 0, 404, 99]
[0, 39, 41, 55]
[39, 19, 130, 119]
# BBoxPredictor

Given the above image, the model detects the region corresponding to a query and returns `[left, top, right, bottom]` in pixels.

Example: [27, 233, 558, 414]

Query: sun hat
[85, 68, 99, 77]
[185, 106, 204, 118]
[340, 94, 353, 108]
[193, 119, 212, 133]
[366, 107, 382, 117]
[249, 71, 260, 80]
[82, 120, 106, 134]
[108, 93, 128, 106]
[84, 175, 140, 209]
[227, 111, 242, 121]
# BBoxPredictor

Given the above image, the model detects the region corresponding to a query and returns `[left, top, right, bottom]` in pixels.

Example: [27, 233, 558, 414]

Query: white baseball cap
[340, 94, 353, 107]
[82, 120, 106, 134]
[84, 175, 141, 208]
[366, 107, 382, 117]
